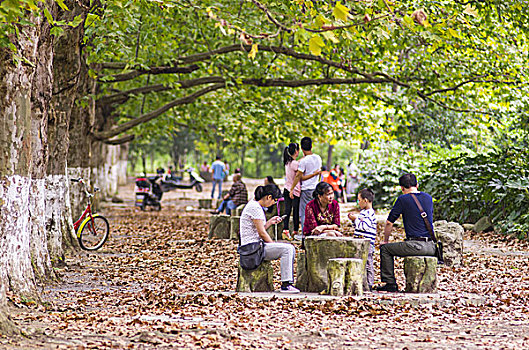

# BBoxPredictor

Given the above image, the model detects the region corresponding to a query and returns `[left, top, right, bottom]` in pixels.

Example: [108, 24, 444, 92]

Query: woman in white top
[239, 184, 300, 293]
[282, 143, 301, 240]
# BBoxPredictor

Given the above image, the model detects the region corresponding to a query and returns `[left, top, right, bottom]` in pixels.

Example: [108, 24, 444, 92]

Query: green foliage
[85, 0, 529, 149]
[422, 148, 529, 238]
[348, 141, 421, 207]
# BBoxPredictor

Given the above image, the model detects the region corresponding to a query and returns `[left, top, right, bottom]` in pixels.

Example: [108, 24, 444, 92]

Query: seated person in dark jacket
[376, 173, 435, 292]
[212, 173, 248, 215]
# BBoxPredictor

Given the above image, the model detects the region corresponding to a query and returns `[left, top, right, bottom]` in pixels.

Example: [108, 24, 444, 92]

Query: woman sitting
[303, 182, 342, 237]
[239, 184, 300, 293]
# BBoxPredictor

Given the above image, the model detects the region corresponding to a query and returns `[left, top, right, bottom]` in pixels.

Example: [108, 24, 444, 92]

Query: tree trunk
[326, 144, 334, 170]
[0, 2, 56, 318]
[48, 0, 91, 258]
[67, 43, 95, 217]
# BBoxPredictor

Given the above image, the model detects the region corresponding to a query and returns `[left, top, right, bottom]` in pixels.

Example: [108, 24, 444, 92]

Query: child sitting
[348, 188, 377, 291]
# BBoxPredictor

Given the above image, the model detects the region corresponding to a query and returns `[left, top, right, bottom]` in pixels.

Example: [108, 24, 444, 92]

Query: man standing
[289, 137, 322, 235]
[211, 156, 226, 199]
[377, 173, 436, 292]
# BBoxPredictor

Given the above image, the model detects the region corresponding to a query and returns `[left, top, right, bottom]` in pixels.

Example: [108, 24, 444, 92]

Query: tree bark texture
[48, 0, 91, 259]
[327, 258, 364, 296]
[236, 261, 274, 292]
[434, 220, 464, 267]
[208, 214, 231, 239]
[299, 237, 370, 293]
[404, 256, 438, 293]
[0, 1, 56, 310]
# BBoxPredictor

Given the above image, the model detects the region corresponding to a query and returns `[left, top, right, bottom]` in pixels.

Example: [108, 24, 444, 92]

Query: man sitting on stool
[376, 173, 436, 292]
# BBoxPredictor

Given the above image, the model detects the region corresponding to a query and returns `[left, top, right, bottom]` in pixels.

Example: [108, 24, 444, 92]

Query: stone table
[297, 236, 370, 293]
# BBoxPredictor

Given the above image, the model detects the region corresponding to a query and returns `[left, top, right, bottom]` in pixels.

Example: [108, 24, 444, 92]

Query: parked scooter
[161, 168, 205, 193]
[134, 176, 163, 211]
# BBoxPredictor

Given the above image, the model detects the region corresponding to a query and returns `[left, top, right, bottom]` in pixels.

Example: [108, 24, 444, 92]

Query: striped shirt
[354, 208, 377, 245]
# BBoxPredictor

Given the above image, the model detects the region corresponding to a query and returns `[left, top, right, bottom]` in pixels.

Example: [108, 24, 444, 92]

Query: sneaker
[280, 285, 300, 294]
[282, 230, 293, 241]
[293, 234, 303, 241]
[375, 283, 399, 292]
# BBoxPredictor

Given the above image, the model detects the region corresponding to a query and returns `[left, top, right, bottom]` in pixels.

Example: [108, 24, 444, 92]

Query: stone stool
[198, 198, 212, 209]
[230, 216, 240, 240]
[327, 258, 364, 296]
[404, 256, 438, 293]
[208, 214, 230, 239]
[236, 261, 274, 292]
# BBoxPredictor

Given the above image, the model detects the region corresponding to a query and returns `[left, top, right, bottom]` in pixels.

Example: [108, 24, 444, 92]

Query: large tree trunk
[48, 0, 90, 258]
[67, 44, 95, 216]
[0, 2, 56, 330]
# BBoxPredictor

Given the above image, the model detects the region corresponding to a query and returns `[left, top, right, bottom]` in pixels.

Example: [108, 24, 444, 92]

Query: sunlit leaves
[463, 4, 479, 18]
[308, 35, 324, 55]
[332, 2, 349, 22]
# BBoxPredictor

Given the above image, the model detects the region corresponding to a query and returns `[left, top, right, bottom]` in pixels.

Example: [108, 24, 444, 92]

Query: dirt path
[2, 184, 529, 349]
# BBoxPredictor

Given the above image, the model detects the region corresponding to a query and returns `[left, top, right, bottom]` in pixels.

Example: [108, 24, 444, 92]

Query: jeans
[380, 240, 436, 284]
[264, 242, 296, 283]
[282, 189, 300, 232]
[211, 178, 223, 199]
[299, 189, 313, 234]
[217, 199, 237, 215]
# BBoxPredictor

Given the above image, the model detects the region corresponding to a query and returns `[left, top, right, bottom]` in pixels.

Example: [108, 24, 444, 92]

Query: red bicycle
[71, 178, 110, 250]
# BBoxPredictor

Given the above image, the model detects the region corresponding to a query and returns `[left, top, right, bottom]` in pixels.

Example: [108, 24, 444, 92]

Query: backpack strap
[410, 193, 437, 243]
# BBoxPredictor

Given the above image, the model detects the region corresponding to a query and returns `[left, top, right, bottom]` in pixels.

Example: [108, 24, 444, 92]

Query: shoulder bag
[237, 223, 265, 270]
[410, 193, 445, 265]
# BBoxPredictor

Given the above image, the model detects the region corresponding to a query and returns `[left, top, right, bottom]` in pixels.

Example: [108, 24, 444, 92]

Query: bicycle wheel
[78, 215, 109, 251]
[194, 183, 203, 192]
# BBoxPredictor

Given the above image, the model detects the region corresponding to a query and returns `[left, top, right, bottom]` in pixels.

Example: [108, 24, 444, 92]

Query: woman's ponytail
[283, 142, 299, 165]
[255, 184, 282, 201]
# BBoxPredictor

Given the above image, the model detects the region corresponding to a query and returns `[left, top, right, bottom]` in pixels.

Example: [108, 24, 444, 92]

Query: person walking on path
[239, 184, 300, 293]
[376, 173, 436, 292]
[282, 143, 301, 240]
[289, 137, 322, 236]
[211, 156, 226, 199]
[211, 173, 248, 215]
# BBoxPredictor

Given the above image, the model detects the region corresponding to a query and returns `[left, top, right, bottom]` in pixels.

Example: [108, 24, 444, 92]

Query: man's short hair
[359, 188, 374, 203]
[399, 173, 418, 189]
[215, 155, 221, 160]
[300, 137, 312, 151]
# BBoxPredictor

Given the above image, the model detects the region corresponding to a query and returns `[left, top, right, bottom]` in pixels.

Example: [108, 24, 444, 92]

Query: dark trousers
[283, 189, 300, 232]
[380, 240, 436, 284]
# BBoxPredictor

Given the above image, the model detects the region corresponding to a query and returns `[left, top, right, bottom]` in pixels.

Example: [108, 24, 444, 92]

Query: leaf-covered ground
[2, 186, 529, 349]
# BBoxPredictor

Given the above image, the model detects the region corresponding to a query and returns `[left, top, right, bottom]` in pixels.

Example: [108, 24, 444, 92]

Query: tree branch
[98, 77, 226, 106]
[98, 64, 200, 83]
[250, 0, 291, 32]
[102, 134, 135, 145]
[92, 83, 226, 140]
[241, 77, 389, 87]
